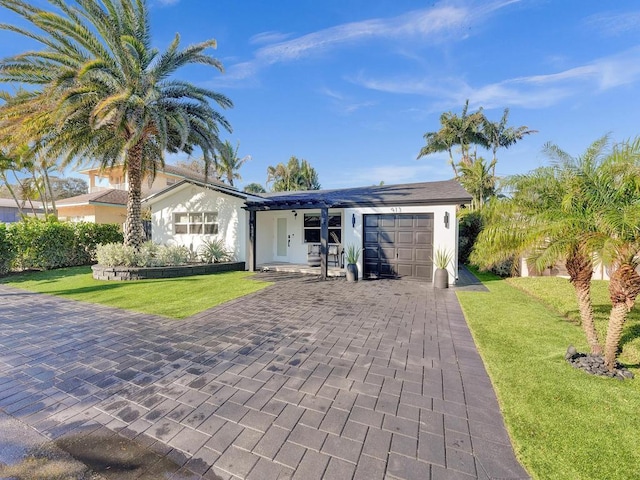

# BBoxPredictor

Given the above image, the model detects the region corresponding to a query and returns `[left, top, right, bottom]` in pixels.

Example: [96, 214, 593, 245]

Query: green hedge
[0, 223, 15, 276]
[3, 218, 123, 273]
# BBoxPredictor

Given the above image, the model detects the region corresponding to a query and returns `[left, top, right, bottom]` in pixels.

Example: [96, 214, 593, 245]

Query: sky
[1, 0, 639, 191]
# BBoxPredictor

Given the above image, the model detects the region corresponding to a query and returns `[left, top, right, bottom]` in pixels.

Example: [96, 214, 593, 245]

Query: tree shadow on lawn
[0, 266, 92, 285]
[46, 277, 203, 297]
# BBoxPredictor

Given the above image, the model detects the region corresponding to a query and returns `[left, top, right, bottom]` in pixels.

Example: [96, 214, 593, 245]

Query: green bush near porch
[1, 267, 271, 319]
[457, 270, 640, 480]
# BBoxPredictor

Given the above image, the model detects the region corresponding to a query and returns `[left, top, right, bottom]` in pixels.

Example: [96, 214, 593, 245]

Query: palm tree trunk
[604, 302, 627, 371]
[604, 264, 640, 371]
[1, 172, 24, 216]
[42, 167, 57, 216]
[566, 250, 602, 354]
[124, 143, 146, 249]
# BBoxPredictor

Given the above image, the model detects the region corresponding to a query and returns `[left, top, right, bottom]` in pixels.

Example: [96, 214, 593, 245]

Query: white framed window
[174, 212, 218, 235]
[303, 213, 342, 243]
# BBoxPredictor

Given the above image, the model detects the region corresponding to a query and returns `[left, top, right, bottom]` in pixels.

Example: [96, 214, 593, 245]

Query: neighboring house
[519, 257, 610, 281]
[144, 179, 472, 284]
[57, 163, 224, 224]
[0, 198, 44, 223]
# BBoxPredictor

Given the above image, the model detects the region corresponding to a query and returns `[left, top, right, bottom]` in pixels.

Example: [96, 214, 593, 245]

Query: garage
[363, 213, 434, 281]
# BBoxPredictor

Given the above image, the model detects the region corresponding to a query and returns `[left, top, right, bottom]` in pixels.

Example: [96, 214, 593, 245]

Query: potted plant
[433, 247, 453, 289]
[344, 243, 361, 282]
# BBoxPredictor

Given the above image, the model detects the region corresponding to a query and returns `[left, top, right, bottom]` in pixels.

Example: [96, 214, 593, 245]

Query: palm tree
[299, 159, 321, 190]
[0, 0, 232, 248]
[457, 157, 496, 211]
[481, 108, 537, 177]
[418, 100, 486, 177]
[266, 156, 320, 192]
[243, 182, 266, 194]
[472, 136, 614, 355]
[584, 138, 640, 370]
[216, 140, 250, 187]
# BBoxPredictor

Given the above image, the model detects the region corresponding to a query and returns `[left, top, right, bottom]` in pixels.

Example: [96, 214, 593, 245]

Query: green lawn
[457, 270, 640, 480]
[1, 267, 272, 319]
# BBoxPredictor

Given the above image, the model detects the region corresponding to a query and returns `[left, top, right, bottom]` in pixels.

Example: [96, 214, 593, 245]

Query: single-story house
[57, 163, 224, 224]
[0, 198, 45, 223]
[144, 179, 472, 284]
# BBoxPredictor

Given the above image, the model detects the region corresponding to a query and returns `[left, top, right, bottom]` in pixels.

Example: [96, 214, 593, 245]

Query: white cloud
[249, 31, 292, 45]
[354, 46, 640, 110]
[585, 11, 640, 37]
[223, 1, 518, 81]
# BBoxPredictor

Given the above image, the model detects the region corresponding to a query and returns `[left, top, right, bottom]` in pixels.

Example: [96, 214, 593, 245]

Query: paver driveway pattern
[0, 273, 529, 480]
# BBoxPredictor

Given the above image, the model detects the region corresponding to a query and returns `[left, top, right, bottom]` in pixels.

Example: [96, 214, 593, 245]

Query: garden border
[92, 262, 245, 281]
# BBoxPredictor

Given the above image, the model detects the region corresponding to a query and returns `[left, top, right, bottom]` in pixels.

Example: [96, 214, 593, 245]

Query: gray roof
[56, 189, 128, 206]
[0, 198, 44, 209]
[246, 180, 472, 210]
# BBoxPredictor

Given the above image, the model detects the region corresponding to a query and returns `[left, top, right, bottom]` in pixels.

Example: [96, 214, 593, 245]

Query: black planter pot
[434, 268, 448, 289]
[346, 263, 358, 282]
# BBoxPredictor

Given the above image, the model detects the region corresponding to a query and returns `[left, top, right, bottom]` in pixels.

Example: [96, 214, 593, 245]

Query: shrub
[458, 210, 483, 265]
[156, 244, 190, 266]
[96, 242, 190, 267]
[0, 223, 15, 275]
[198, 239, 232, 263]
[73, 222, 123, 264]
[9, 218, 123, 271]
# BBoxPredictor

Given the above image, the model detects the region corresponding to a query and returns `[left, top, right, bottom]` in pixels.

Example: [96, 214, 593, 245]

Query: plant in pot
[433, 247, 453, 289]
[344, 243, 361, 282]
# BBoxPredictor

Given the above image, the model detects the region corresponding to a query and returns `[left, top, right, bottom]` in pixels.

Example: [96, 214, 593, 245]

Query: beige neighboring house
[57, 163, 221, 225]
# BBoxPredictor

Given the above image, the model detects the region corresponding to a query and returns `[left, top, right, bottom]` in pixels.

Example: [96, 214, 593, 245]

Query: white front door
[275, 217, 288, 261]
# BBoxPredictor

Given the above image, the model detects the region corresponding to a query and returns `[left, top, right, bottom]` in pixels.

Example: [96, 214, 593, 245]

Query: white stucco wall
[343, 205, 459, 284]
[149, 184, 247, 263]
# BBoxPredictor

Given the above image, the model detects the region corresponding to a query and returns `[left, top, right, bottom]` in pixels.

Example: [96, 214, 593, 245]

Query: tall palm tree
[472, 136, 614, 355]
[418, 100, 486, 177]
[481, 108, 537, 177]
[299, 159, 320, 190]
[243, 182, 266, 194]
[0, 0, 232, 248]
[216, 140, 250, 187]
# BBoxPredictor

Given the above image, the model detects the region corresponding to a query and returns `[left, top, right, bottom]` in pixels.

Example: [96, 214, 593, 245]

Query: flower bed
[92, 262, 245, 281]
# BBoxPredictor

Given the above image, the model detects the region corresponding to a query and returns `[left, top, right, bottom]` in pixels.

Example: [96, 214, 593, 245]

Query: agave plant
[344, 244, 361, 265]
[433, 248, 454, 271]
[198, 239, 232, 264]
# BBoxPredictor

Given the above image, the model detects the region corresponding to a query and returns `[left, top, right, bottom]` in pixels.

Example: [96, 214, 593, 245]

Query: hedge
[2, 217, 123, 273]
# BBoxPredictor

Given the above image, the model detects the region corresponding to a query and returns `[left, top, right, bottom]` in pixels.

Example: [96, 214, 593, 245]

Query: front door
[275, 217, 288, 261]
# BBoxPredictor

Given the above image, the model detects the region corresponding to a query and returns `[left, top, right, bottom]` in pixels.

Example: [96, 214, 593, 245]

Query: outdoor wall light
[292, 210, 297, 218]
[352, 213, 356, 228]
[444, 211, 450, 229]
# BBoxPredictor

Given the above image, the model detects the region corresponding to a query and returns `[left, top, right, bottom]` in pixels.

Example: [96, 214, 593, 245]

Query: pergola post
[248, 210, 257, 271]
[320, 207, 328, 280]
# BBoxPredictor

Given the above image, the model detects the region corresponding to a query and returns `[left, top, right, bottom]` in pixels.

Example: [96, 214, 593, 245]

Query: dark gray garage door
[363, 213, 434, 281]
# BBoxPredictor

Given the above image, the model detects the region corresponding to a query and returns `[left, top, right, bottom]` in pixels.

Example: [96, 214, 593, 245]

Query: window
[174, 212, 218, 235]
[304, 213, 342, 243]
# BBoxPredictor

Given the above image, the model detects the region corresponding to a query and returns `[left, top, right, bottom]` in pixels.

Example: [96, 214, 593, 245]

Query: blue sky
[1, 0, 640, 190]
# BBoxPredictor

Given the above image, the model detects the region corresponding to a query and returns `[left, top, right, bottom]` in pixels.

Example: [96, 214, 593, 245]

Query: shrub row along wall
[0, 218, 123, 275]
[92, 262, 246, 281]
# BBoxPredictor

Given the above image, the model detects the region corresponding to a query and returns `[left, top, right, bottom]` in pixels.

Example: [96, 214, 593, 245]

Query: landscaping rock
[565, 345, 634, 380]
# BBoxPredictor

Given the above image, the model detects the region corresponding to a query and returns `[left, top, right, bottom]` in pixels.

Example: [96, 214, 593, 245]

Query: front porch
[256, 262, 346, 277]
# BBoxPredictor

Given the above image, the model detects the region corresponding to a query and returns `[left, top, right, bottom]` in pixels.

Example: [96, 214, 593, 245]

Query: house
[57, 163, 224, 224]
[144, 179, 472, 284]
[0, 198, 44, 223]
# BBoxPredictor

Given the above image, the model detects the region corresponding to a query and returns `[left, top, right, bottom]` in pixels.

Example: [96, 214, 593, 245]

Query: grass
[1, 266, 272, 319]
[457, 270, 640, 480]
[507, 276, 640, 366]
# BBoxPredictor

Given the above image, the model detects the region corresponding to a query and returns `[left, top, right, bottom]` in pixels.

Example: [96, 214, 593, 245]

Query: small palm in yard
[473, 136, 611, 355]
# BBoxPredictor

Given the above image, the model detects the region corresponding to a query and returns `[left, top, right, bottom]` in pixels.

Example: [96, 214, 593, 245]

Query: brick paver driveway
[0, 273, 528, 480]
